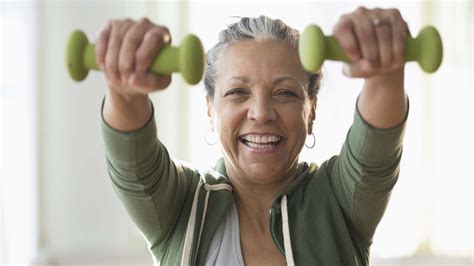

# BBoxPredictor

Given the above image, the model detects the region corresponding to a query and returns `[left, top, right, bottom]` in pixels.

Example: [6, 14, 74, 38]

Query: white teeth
[241, 134, 281, 144]
[246, 142, 275, 150]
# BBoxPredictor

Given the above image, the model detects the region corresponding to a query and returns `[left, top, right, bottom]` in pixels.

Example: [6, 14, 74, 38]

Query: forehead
[216, 39, 306, 84]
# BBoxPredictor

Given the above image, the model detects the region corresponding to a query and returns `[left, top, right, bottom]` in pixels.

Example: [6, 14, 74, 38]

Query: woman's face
[207, 39, 316, 184]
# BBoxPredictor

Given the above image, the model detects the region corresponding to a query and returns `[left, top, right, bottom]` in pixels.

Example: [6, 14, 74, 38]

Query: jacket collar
[211, 158, 319, 199]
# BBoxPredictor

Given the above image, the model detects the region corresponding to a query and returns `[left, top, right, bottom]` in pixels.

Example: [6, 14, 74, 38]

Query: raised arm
[333, 7, 409, 127]
[96, 18, 198, 256]
[96, 18, 173, 131]
[329, 7, 409, 245]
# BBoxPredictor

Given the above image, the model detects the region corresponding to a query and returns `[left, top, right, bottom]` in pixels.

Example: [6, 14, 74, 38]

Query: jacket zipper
[269, 207, 286, 256]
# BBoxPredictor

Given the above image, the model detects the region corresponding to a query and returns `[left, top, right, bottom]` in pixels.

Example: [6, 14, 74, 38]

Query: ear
[206, 96, 214, 131]
[308, 97, 317, 135]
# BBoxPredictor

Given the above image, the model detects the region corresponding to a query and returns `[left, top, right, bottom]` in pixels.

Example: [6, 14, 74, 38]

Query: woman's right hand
[96, 18, 173, 100]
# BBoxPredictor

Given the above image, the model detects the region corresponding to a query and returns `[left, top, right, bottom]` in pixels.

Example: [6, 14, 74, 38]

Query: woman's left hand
[333, 7, 409, 78]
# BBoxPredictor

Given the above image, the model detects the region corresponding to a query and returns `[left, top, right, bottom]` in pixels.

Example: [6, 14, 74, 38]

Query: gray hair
[204, 15, 323, 98]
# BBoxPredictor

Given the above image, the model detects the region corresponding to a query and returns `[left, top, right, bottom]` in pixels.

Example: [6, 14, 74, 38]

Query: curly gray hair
[204, 15, 323, 98]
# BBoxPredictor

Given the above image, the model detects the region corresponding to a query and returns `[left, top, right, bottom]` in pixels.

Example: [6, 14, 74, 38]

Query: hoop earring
[305, 133, 316, 149]
[204, 128, 217, 145]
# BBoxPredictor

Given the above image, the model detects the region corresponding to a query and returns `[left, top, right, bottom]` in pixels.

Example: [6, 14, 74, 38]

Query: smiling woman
[99, 9, 409, 265]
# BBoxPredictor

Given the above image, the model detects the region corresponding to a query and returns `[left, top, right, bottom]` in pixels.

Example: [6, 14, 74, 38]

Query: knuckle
[355, 6, 368, 15]
[105, 62, 116, 75]
[157, 26, 171, 42]
[163, 76, 172, 88]
[358, 30, 372, 43]
[389, 8, 402, 17]
[135, 51, 150, 70]
[110, 19, 120, 27]
[156, 75, 171, 90]
[110, 18, 133, 31]
[138, 17, 151, 26]
[135, 49, 147, 62]
[347, 46, 359, 56]
[124, 33, 142, 46]
[339, 14, 351, 22]
[146, 28, 165, 45]
[373, 7, 383, 14]
[112, 33, 124, 45]
[119, 60, 132, 72]
[332, 24, 343, 35]
[334, 17, 350, 34]
[159, 26, 171, 35]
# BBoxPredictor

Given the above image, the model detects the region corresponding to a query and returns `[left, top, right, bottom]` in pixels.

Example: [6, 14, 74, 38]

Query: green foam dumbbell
[65, 30, 205, 85]
[299, 24, 443, 73]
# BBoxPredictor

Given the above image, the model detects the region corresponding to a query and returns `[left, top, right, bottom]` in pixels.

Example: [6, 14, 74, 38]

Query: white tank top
[204, 201, 245, 265]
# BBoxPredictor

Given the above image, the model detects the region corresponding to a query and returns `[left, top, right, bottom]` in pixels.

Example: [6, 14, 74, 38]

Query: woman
[97, 6, 409, 265]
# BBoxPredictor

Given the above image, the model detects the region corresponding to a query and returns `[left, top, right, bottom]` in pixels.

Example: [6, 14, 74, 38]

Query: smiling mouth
[239, 134, 283, 150]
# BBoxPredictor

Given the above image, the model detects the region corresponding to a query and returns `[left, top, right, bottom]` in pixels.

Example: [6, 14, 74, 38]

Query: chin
[244, 164, 288, 184]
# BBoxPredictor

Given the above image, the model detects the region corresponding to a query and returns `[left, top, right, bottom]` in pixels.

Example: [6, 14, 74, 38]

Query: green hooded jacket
[101, 97, 408, 265]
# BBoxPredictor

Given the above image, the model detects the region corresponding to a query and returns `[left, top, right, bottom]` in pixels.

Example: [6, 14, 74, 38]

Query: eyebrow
[226, 76, 251, 83]
[225, 76, 302, 86]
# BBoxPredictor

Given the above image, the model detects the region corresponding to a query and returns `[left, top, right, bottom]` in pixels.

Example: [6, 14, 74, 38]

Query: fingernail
[163, 34, 171, 43]
[363, 60, 374, 71]
[342, 64, 352, 76]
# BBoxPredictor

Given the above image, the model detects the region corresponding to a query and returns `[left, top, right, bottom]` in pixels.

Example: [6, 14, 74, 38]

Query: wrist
[365, 67, 405, 91]
[104, 89, 152, 132]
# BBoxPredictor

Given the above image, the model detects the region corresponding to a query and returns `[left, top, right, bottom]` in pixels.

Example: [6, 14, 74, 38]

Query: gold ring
[373, 18, 391, 27]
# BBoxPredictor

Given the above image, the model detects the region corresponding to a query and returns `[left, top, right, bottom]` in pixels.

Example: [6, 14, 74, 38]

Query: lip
[238, 134, 286, 155]
[239, 132, 285, 138]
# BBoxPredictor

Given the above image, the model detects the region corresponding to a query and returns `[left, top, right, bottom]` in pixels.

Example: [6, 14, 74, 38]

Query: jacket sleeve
[329, 96, 408, 244]
[100, 99, 198, 251]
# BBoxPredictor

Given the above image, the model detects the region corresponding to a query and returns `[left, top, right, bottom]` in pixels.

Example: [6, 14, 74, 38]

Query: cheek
[214, 104, 245, 141]
[282, 104, 311, 132]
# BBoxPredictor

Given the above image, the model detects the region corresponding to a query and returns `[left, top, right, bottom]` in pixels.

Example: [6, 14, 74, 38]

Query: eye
[276, 89, 298, 97]
[224, 88, 248, 96]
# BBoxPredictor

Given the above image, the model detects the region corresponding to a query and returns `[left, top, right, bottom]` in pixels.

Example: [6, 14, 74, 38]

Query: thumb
[342, 60, 374, 78]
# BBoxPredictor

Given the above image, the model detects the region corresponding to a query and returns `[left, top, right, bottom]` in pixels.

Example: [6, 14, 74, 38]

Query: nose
[248, 97, 277, 122]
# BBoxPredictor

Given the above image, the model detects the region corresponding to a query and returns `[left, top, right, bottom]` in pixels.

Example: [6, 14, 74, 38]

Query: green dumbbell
[65, 30, 205, 85]
[299, 24, 443, 73]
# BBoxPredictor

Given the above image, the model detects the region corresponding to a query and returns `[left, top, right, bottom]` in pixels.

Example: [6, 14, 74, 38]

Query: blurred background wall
[0, 0, 472, 265]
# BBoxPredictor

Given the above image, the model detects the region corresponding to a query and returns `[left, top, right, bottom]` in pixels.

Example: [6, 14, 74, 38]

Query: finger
[129, 72, 172, 92]
[352, 7, 379, 67]
[105, 19, 133, 84]
[388, 9, 408, 68]
[342, 60, 374, 78]
[119, 18, 153, 83]
[135, 27, 171, 72]
[374, 23, 393, 71]
[333, 15, 361, 61]
[95, 22, 112, 70]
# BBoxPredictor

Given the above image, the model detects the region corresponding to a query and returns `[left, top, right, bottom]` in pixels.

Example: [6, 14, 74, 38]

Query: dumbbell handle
[80, 43, 180, 72]
[299, 25, 443, 73]
[65, 30, 205, 85]
[81, 43, 183, 75]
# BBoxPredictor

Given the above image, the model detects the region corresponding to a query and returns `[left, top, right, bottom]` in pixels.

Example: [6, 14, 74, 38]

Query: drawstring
[181, 181, 232, 266]
[181, 181, 202, 265]
[281, 195, 295, 265]
[181, 182, 294, 265]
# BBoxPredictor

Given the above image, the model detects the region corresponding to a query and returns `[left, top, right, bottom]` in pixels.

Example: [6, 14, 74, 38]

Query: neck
[225, 161, 298, 231]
